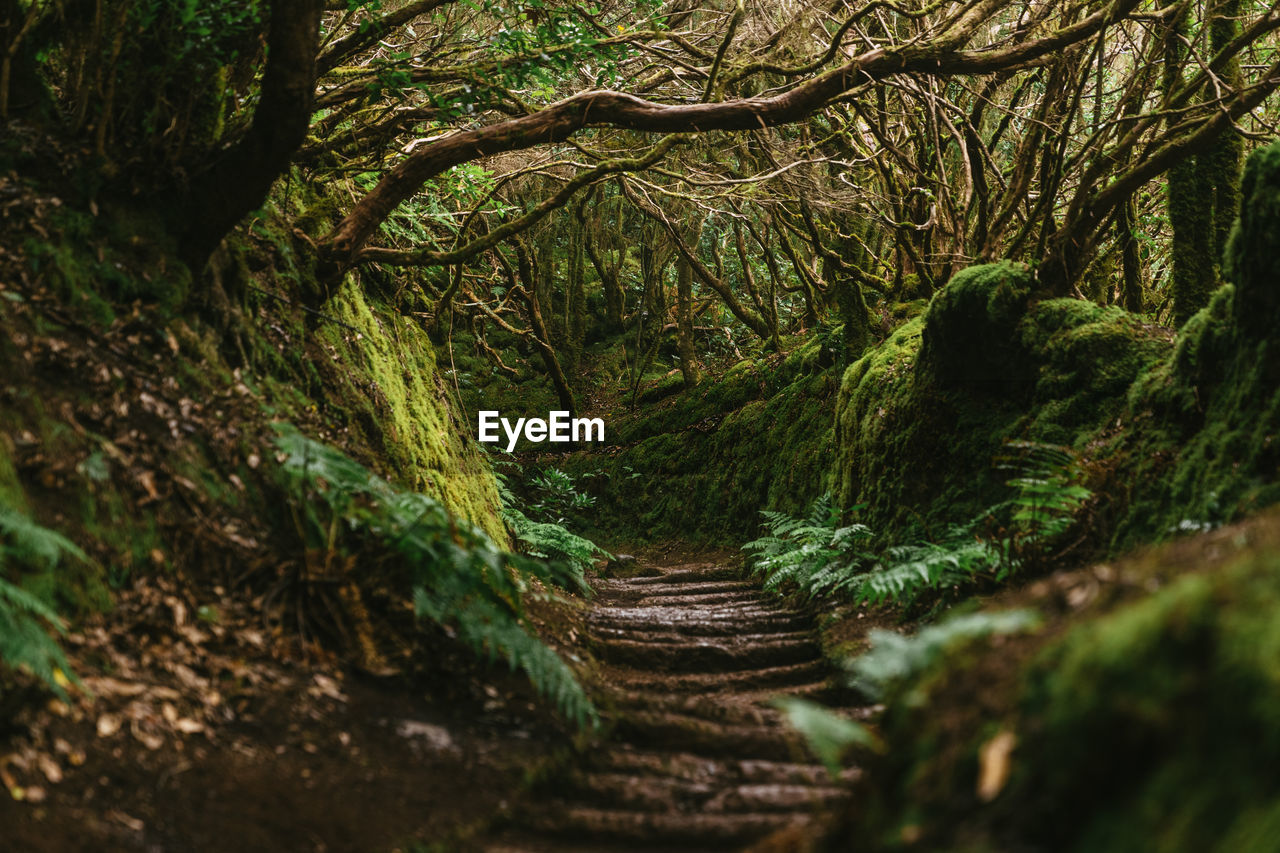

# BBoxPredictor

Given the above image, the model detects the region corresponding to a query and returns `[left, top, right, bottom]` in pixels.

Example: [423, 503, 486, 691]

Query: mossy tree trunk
[1206, 0, 1243, 263]
[564, 215, 586, 371]
[1118, 198, 1144, 312]
[675, 255, 700, 387]
[1165, 0, 1243, 327]
[580, 198, 627, 333]
[178, 0, 323, 273]
[514, 240, 576, 415]
[834, 276, 872, 364]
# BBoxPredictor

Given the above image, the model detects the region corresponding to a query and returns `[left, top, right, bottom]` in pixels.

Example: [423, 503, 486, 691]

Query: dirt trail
[485, 556, 859, 852]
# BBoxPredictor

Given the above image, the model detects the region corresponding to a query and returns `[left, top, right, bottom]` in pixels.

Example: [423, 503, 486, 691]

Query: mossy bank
[834, 141, 1280, 550]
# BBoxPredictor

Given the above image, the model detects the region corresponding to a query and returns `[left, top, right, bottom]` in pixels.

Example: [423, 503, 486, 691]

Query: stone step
[609, 657, 831, 694]
[590, 625, 815, 647]
[634, 590, 771, 607]
[607, 710, 805, 761]
[561, 771, 851, 815]
[591, 748, 858, 788]
[592, 634, 821, 672]
[590, 607, 811, 636]
[607, 579, 757, 597]
[526, 806, 811, 847]
[624, 567, 745, 585]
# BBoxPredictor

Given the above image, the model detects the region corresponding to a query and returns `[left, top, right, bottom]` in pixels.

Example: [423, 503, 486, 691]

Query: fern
[490, 453, 610, 578]
[995, 440, 1094, 578]
[503, 505, 609, 580]
[744, 494, 875, 600]
[272, 423, 596, 728]
[0, 506, 82, 698]
[847, 609, 1042, 701]
[745, 442, 1093, 608]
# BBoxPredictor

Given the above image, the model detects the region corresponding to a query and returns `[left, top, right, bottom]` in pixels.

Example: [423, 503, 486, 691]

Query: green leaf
[772, 697, 881, 776]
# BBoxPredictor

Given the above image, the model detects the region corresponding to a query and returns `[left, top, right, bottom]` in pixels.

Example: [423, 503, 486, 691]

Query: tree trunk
[178, 0, 323, 275]
[675, 256, 700, 387]
[515, 242, 576, 416]
[1165, 3, 1215, 327]
[1206, 0, 1244, 267]
[1118, 199, 1144, 312]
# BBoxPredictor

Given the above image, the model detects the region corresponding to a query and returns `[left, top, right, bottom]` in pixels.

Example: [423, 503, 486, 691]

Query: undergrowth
[0, 506, 85, 698]
[272, 424, 598, 729]
[492, 457, 611, 571]
[745, 442, 1091, 607]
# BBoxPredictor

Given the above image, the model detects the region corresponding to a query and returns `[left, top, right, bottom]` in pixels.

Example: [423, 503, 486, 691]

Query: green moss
[303, 276, 509, 544]
[1225, 141, 1280, 337]
[1012, 550, 1280, 852]
[921, 260, 1033, 389]
[1109, 142, 1280, 546]
[848, 513, 1280, 853]
[559, 335, 839, 545]
[833, 197, 1280, 545]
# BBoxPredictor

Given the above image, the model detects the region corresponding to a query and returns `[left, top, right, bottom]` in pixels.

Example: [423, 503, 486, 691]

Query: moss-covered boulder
[834, 269, 1168, 537]
[921, 260, 1034, 390]
[842, 509, 1280, 853]
[836, 141, 1280, 546]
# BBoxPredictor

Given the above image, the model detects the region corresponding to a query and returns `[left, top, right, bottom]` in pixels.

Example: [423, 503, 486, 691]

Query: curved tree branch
[316, 0, 1142, 278]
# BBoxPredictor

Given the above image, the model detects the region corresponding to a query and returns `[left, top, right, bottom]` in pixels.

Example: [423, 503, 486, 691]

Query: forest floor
[0, 547, 866, 853]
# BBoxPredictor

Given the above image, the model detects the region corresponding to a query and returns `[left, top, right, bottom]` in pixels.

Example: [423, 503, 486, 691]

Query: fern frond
[272, 423, 597, 728]
[848, 609, 1042, 700]
[0, 507, 84, 698]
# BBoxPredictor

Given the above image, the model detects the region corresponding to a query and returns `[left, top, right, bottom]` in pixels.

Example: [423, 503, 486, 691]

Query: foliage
[742, 493, 874, 598]
[847, 609, 1042, 702]
[272, 423, 596, 728]
[747, 443, 1092, 606]
[771, 696, 881, 777]
[994, 441, 1093, 573]
[491, 455, 609, 572]
[502, 506, 609, 576]
[559, 336, 839, 544]
[0, 506, 82, 698]
[525, 467, 597, 525]
[853, 513, 1280, 853]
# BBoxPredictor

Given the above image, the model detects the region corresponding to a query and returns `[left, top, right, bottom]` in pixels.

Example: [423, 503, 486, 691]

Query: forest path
[484, 554, 858, 852]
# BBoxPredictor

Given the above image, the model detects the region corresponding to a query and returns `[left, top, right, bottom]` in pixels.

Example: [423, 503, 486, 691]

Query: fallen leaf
[96, 714, 122, 738]
[977, 729, 1018, 802]
[131, 721, 164, 751]
[108, 810, 145, 832]
[174, 718, 204, 735]
[36, 754, 62, 784]
[84, 677, 148, 698]
[136, 470, 159, 500]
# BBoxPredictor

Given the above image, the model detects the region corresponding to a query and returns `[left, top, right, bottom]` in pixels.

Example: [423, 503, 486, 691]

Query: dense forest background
[1, 0, 1279, 850]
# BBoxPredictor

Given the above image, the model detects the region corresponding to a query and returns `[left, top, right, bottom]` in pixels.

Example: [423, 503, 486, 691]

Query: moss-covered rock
[921, 260, 1034, 390]
[834, 272, 1169, 537]
[843, 509, 1280, 853]
[835, 133, 1280, 545]
[317, 278, 507, 543]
